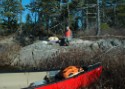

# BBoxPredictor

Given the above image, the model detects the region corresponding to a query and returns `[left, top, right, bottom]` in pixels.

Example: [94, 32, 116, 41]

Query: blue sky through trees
[22, 0, 82, 28]
[22, 0, 30, 22]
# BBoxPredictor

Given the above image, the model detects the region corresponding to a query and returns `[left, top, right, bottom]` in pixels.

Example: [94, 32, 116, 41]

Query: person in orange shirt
[65, 26, 72, 41]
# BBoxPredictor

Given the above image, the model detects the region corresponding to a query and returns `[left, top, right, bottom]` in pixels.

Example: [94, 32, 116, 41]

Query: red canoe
[26, 62, 102, 89]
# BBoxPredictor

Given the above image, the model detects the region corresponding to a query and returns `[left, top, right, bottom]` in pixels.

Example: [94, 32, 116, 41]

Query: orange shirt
[65, 29, 72, 38]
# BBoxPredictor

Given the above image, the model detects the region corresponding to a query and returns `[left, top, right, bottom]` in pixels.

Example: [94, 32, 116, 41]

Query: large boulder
[97, 38, 123, 51]
[12, 41, 60, 66]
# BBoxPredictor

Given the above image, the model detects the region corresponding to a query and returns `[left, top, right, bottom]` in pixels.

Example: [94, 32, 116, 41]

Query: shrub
[0, 44, 21, 66]
[101, 23, 110, 30]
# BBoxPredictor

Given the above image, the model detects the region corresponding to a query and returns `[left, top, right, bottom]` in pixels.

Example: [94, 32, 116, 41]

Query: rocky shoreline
[10, 38, 125, 66]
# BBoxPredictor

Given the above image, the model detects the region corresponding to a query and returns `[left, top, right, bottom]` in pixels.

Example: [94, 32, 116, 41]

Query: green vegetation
[0, 0, 23, 30]
[0, 0, 125, 37]
[101, 23, 110, 30]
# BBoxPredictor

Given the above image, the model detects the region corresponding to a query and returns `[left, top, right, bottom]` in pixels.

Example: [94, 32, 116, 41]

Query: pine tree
[1, 0, 23, 31]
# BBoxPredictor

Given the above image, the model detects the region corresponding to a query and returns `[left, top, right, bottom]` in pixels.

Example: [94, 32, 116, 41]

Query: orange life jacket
[61, 66, 83, 78]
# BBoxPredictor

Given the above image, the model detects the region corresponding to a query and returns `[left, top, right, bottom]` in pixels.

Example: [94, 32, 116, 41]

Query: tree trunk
[96, 0, 101, 36]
